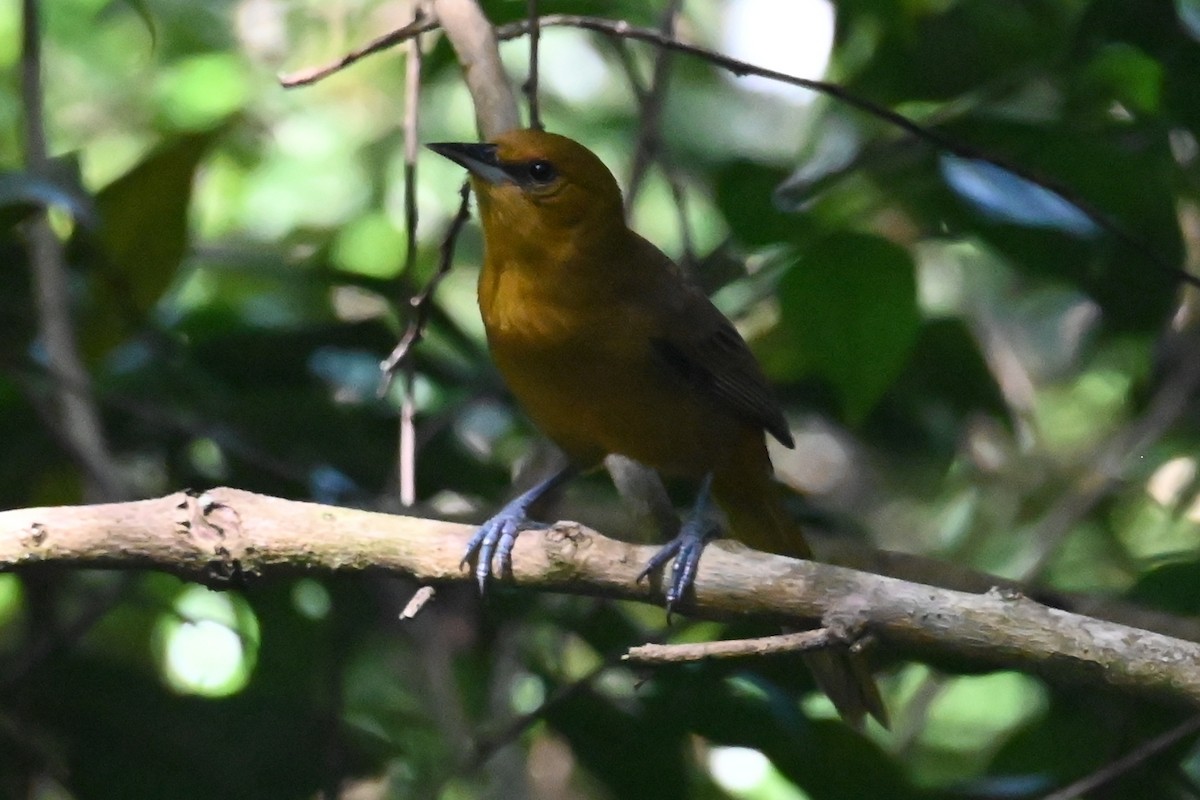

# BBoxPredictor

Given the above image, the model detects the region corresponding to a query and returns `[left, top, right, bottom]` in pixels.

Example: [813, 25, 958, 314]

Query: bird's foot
[637, 515, 718, 613]
[637, 473, 718, 613]
[462, 498, 544, 592]
[463, 468, 575, 593]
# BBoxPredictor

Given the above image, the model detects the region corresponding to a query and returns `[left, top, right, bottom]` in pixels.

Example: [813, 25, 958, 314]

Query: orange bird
[430, 130, 885, 726]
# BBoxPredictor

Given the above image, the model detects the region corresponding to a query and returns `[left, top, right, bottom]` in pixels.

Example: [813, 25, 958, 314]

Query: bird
[429, 129, 885, 727]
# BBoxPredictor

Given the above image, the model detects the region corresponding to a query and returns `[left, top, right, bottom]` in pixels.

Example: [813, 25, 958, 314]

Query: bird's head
[428, 130, 625, 240]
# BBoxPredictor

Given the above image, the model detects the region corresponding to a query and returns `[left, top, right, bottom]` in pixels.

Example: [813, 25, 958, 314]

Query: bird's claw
[636, 537, 681, 584]
[462, 504, 534, 592]
[463, 468, 575, 593]
[639, 518, 714, 614]
[665, 532, 706, 610]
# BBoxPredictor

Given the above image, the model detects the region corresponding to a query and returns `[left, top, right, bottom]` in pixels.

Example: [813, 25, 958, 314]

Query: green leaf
[1076, 43, 1164, 116]
[1126, 559, 1200, 615]
[99, 0, 158, 49]
[715, 161, 803, 247]
[679, 669, 920, 799]
[842, 0, 1078, 102]
[777, 233, 921, 422]
[933, 119, 1182, 332]
[25, 653, 329, 800]
[864, 318, 1009, 464]
[82, 130, 220, 359]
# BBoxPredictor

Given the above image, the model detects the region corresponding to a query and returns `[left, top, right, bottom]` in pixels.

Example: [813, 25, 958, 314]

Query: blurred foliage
[3, 0, 1200, 798]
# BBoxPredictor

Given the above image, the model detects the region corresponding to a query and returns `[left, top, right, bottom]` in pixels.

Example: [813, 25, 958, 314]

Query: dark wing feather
[650, 290, 794, 448]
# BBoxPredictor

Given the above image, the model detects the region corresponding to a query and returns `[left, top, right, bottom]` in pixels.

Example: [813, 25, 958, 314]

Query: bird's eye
[527, 160, 557, 183]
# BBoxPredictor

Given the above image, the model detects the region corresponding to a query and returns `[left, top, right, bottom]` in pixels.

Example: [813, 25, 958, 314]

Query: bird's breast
[477, 261, 740, 472]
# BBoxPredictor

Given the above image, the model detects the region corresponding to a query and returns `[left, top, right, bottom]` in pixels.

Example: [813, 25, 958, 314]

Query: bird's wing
[636, 240, 794, 448]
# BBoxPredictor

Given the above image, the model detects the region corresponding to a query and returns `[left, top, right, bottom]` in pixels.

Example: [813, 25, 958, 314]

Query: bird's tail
[714, 442, 888, 729]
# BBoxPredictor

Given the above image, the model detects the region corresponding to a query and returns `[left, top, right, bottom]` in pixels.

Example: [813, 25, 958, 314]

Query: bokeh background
[4, 0, 1200, 797]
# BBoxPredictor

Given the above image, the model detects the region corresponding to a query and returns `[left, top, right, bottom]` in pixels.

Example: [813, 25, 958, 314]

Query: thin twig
[282, 10, 1196, 290]
[614, 5, 695, 265]
[380, 181, 472, 379]
[523, 0, 542, 130]
[20, 0, 122, 501]
[624, 628, 835, 663]
[624, 0, 681, 211]
[1022, 329, 1200, 583]
[529, 16, 1200, 292]
[509, 14, 1198, 290]
[398, 8, 426, 508]
[20, 0, 46, 161]
[278, 15, 440, 88]
[468, 653, 618, 769]
[891, 671, 950, 755]
[399, 585, 436, 619]
[395, 35, 440, 632]
[1040, 714, 1200, 800]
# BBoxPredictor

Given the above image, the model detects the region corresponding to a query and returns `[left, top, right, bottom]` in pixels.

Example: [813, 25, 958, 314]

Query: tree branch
[625, 629, 837, 664]
[522, 0, 542, 130]
[20, 0, 122, 501]
[280, 10, 1196, 291]
[432, 0, 520, 137]
[3, 488, 1200, 710]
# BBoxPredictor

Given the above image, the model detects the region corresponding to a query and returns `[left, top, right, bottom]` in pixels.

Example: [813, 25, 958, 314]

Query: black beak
[427, 142, 511, 185]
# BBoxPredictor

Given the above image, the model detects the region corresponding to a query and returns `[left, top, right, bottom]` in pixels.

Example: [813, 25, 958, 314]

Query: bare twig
[468, 652, 618, 769]
[508, 14, 1197, 289]
[397, 8, 426, 509]
[624, 628, 835, 664]
[614, 2, 695, 263]
[1040, 714, 1200, 800]
[523, 0, 542, 130]
[283, 9, 1194, 290]
[281, 1, 521, 136]
[278, 15, 440, 88]
[377, 1, 507, 409]
[20, 0, 46, 162]
[399, 585, 436, 619]
[624, 0, 681, 211]
[379, 181, 472, 379]
[20, 0, 122, 501]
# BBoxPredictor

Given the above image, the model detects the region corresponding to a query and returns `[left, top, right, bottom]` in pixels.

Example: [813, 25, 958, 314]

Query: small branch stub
[400, 585, 436, 619]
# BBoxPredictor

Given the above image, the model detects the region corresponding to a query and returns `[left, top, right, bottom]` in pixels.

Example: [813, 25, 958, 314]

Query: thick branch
[432, 0, 520, 137]
[2, 488, 1199, 710]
